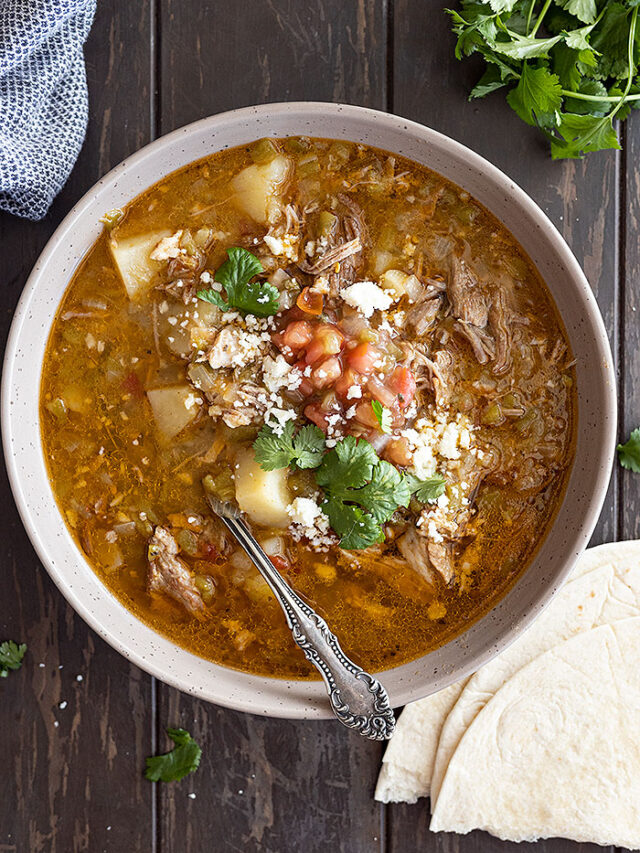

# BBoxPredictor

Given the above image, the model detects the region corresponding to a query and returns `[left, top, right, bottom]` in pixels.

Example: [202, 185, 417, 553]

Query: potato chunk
[147, 386, 200, 441]
[231, 155, 291, 224]
[234, 453, 291, 528]
[109, 230, 170, 300]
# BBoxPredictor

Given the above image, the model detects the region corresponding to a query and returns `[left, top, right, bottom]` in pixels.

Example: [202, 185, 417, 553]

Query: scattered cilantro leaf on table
[617, 428, 640, 472]
[197, 247, 279, 316]
[447, 0, 640, 158]
[253, 422, 326, 470]
[0, 641, 26, 677]
[145, 728, 202, 782]
[371, 400, 393, 434]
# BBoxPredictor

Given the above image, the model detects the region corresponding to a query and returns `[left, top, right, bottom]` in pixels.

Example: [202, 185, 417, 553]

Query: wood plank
[157, 1, 388, 851]
[159, 0, 387, 133]
[620, 123, 640, 542]
[0, 3, 155, 851]
[388, 3, 620, 852]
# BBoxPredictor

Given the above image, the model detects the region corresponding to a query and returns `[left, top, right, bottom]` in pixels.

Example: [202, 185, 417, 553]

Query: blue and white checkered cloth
[0, 0, 96, 221]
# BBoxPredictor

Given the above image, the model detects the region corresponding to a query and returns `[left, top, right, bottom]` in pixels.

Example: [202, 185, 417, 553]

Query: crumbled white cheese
[439, 422, 462, 460]
[150, 230, 184, 261]
[262, 354, 302, 394]
[287, 497, 335, 551]
[346, 384, 362, 400]
[184, 393, 202, 411]
[208, 326, 265, 370]
[264, 232, 300, 261]
[340, 281, 395, 318]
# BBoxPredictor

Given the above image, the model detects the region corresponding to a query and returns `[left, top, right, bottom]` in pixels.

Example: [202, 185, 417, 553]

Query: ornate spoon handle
[212, 507, 396, 740]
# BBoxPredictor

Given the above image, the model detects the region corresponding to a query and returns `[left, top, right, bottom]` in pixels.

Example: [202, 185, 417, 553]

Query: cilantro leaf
[356, 460, 412, 522]
[558, 0, 597, 24]
[506, 63, 563, 127]
[315, 435, 378, 493]
[253, 422, 326, 471]
[491, 33, 563, 61]
[0, 640, 26, 678]
[371, 400, 393, 434]
[292, 425, 327, 469]
[550, 112, 620, 158]
[405, 473, 447, 504]
[197, 247, 279, 317]
[145, 728, 202, 782]
[617, 428, 640, 473]
[322, 500, 385, 550]
[253, 420, 296, 470]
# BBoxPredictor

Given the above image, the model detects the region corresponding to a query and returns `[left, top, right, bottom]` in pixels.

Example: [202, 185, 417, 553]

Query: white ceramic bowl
[2, 103, 616, 719]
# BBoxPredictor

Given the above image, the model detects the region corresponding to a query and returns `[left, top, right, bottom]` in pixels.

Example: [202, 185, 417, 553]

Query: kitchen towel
[0, 0, 96, 221]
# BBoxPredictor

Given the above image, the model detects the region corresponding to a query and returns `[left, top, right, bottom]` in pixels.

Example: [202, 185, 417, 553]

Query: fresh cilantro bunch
[448, 0, 640, 158]
[197, 247, 279, 316]
[145, 728, 202, 782]
[0, 640, 26, 678]
[253, 426, 446, 549]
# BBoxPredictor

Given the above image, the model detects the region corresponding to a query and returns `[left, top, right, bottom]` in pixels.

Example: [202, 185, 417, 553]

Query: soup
[40, 137, 576, 678]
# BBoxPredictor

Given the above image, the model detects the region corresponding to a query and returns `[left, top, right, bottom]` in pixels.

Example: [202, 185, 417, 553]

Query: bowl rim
[1, 101, 617, 719]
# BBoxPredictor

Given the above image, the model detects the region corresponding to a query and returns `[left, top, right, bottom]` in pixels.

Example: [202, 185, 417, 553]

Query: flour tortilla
[375, 540, 640, 805]
[375, 681, 467, 803]
[430, 618, 640, 847]
[429, 557, 640, 803]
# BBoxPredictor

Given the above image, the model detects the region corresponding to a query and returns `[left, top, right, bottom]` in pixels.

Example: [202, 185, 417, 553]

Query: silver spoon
[205, 494, 396, 741]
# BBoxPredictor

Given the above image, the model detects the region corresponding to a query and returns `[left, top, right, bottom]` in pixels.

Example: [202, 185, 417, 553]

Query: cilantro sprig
[253, 427, 447, 550]
[0, 640, 26, 678]
[197, 247, 279, 316]
[254, 422, 327, 470]
[145, 728, 202, 782]
[618, 427, 640, 472]
[448, 0, 640, 159]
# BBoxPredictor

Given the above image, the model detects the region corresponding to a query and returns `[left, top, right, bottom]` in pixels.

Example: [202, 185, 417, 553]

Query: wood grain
[620, 122, 640, 542]
[0, 3, 155, 851]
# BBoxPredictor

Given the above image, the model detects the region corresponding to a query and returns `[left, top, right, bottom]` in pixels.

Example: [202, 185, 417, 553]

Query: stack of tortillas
[376, 541, 640, 848]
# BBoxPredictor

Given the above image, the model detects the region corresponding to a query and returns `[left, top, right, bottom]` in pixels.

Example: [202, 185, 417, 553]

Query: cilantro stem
[609, 5, 638, 122]
[525, 0, 537, 35]
[529, 0, 552, 38]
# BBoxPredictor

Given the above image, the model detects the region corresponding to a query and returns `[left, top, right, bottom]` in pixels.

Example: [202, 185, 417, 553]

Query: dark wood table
[1, 2, 635, 851]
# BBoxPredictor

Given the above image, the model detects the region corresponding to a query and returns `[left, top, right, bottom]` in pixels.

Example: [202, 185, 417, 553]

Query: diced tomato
[387, 366, 417, 408]
[334, 367, 363, 399]
[345, 342, 381, 375]
[310, 357, 342, 390]
[383, 437, 413, 466]
[304, 324, 344, 365]
[282, 320, 314, 351]
[354, 400, 381, 429]
[121, 371, 144, 398]
[296, 287, 324, 316]
[367, 376, 398, 409]
[304, 402, 329, 431]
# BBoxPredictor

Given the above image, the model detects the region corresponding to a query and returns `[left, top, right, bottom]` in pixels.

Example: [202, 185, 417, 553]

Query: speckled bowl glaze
[2, 103, 616, 719]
